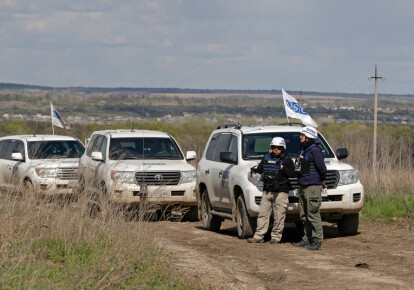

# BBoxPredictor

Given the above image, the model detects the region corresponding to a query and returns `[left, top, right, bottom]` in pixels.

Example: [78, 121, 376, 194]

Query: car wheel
[183, 206, 199, 222]
[87, 183, 104, 218]
[236, 195, 256, 239]
[337, 214, 359, 236]
[22, 179, 38, 201]
[201, 189, 222, 232]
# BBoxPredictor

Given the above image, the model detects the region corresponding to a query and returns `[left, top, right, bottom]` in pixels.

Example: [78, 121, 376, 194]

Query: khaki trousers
[253, 191, 289, 242]
[299, 185, 323, 243]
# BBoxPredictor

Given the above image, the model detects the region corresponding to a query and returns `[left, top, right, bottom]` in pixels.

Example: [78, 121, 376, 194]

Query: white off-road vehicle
[197, 124, 364, 238]
[78, 129, 198, 220]
[0, 135, 85, 196]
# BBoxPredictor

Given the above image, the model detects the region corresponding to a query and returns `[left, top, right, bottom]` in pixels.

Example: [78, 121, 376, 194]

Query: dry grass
[322, 123, 414, 195]
[0, 188, 200, 289]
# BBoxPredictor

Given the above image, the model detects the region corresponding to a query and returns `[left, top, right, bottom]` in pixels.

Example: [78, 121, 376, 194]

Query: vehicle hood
[107, 159, 195, 172]
[27, 158, 79, 168]
[324, 158, 355, 171]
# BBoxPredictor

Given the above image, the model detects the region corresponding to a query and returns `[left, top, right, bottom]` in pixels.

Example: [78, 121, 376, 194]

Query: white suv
[78, 129, 198, 219]
[197, 124, 364, 238]
[0, 135, 85, 196]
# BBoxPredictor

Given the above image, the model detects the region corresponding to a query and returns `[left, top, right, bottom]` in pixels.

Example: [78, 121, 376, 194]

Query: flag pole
[50, 101, 54, 135]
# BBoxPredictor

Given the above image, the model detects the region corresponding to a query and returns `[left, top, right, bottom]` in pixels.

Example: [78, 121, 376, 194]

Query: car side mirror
[186, 151, 197, 161]
[11, 152, 23, 161]
[220, 152, 236, 164]
[336, 148, 348, 160]
[91, 151, 104, 161]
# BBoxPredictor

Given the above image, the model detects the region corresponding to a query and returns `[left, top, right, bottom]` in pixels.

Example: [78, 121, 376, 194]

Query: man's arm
[251, 157, 264, 174]
[281, 157, 296, 178]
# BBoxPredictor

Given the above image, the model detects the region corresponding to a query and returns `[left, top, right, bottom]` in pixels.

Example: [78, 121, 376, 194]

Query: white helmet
[301, 126, 318, 139]
[270, 137, 286, 148]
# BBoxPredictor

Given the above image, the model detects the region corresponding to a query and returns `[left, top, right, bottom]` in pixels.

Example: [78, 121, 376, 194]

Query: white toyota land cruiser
[0, 135, 85, 196]
[197, 124, 364, 238]
[78, 129, 198, 220]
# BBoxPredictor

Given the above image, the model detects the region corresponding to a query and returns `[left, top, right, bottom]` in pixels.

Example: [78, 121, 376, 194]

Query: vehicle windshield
[28, 140, 85, 159]
[242, 132, 334, 160]
[109, 137, 183, 160]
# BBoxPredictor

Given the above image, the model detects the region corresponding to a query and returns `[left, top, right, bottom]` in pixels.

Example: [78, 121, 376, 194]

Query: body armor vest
[296, 144, 319, 176]
[263, 153, 289, 186]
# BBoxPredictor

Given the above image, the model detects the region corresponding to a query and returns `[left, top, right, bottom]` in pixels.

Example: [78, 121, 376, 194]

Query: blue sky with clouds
[1, 0, 414, 94]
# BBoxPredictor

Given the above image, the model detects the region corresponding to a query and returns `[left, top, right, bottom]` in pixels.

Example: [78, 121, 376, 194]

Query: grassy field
[0, 191, 200, 289]
[0, 118, 413, 288]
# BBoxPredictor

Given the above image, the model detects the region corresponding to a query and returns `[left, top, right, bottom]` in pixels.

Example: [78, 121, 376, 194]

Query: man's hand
[322, 181, 328, 189]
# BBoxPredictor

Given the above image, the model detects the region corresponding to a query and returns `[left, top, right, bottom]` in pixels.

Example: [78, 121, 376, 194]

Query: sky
[1, 0, 414, 94]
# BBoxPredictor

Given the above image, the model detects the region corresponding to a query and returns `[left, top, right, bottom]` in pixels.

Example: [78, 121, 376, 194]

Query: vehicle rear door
[210, 133, 233, 211]
[0, 140, 9, 187]
[1, 140, 25, 187]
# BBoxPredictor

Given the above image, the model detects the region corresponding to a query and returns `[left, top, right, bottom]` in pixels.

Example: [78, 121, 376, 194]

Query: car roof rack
[279, 122, 306, 127]
[216, 123, 242, 129]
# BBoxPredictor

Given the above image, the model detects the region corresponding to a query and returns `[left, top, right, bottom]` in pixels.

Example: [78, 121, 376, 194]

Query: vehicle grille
[289, 170, 339, 189]
[134, 171, 181, 185]
[57, 167, 78, 180]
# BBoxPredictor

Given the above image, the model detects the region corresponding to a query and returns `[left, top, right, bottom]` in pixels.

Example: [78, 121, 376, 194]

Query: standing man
[292, 126, 327, 251]
[247, 137, 296, 244]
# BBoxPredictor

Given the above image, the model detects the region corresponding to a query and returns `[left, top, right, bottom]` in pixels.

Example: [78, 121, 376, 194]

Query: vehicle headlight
[35, 168, 57, 178]
[181, 170, 196, 183]
[110, 171, 135, 184]
[338, 169, 359, 185]
[248, 172, 263, 187]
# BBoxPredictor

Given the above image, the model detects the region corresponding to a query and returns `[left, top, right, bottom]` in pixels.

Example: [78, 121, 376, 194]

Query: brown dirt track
[151, 220, 414, 289]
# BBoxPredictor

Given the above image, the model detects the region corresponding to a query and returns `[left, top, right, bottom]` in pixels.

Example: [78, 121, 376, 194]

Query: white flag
[282, 89, 318, 128]
[50, 102, 71, 130]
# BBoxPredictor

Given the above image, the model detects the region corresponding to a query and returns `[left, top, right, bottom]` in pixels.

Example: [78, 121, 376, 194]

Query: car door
[0, 140, 9, 187]
[210, 133, 233, 211]
[1, 140, 25, 187]
[198, 132, 220, 203]
[87, 135, 107, 186]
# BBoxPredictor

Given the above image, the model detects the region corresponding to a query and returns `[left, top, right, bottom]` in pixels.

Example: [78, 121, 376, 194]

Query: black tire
[87, 183, 105, 218]
[236, 195, 256, 239]
[337, 214, 359, 236]
[201, 189, 222, 232]
[183, 206, 199, 222]
[22, 180, 38, 202]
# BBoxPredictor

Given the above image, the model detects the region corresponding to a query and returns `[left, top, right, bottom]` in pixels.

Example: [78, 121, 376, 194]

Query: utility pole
[371, 64, 382, 177]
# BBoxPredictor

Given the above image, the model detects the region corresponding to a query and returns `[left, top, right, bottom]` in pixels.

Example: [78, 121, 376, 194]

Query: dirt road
[150, 220, 414, 289]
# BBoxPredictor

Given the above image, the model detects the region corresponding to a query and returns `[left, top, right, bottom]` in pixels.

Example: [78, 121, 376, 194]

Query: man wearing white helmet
[247, 137, 296, 244]
[292, 126, 327, 251]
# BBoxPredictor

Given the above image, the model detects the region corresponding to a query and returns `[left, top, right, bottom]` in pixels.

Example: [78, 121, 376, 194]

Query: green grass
[0, 196, 199, 290]
[1, 237, 194, 289]
[361, 193, 414, 227]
